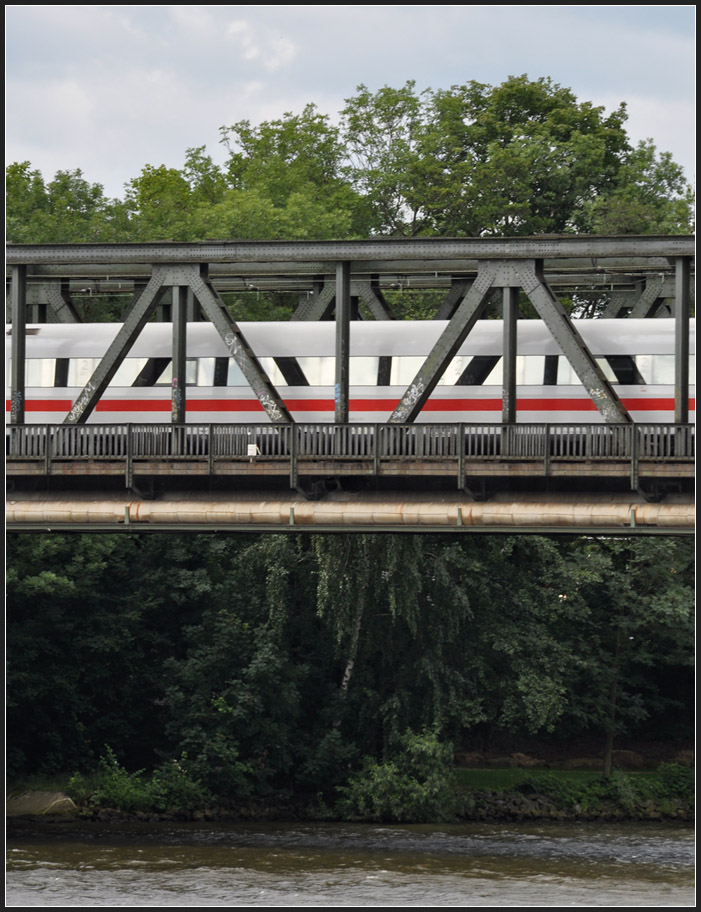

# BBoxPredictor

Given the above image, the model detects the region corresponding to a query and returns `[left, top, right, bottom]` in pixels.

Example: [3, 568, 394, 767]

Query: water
[6, 821, 695, 906]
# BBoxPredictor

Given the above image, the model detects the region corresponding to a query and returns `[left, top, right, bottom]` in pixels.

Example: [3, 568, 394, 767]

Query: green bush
[656, 763, 695, 799]
[67, 747, 212, 814]
[336, 730, 457, 822]
[68, 746, 150, 812]
[146, 755, 213, 812]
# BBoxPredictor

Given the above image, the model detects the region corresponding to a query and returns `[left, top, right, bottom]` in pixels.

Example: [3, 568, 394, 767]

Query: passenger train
[5, 319, 696, 424]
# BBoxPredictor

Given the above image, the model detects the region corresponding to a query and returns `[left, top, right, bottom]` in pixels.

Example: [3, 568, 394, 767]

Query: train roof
[6, 318, 694, 358]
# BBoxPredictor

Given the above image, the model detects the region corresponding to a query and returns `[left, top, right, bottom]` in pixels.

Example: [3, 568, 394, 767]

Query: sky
[5, 5, 696, 200]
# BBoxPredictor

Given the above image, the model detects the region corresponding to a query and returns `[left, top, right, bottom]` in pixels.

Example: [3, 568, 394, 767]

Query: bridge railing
[5, 422, 696, 462]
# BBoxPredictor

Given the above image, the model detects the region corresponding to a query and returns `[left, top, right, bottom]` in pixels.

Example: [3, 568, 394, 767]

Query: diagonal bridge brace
[63, 263, 291, 425]
[389, 259, 632, 425]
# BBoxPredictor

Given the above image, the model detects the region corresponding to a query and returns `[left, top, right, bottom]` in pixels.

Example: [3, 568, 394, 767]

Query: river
[5, 820, 695, 906]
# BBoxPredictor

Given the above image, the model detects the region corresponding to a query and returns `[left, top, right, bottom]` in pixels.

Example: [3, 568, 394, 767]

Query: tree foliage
[6, 532, 694, 792]
[7, 74, 693, 244]
[5, 74, 695, 799]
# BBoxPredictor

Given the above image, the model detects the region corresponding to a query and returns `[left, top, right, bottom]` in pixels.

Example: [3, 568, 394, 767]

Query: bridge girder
[6, 236, 695, 428]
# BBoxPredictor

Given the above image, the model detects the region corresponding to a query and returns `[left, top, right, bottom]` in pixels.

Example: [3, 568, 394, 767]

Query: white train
[5, 319, 696, 424]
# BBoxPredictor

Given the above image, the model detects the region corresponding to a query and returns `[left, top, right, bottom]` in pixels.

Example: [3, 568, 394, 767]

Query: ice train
[5, 319, 696, 424]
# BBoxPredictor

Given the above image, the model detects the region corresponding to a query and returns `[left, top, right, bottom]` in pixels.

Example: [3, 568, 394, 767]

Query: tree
[220, 103, 367, 237]
[6, 534, 183, 775]
[6, 162, 128, 244]
[339, 74, 692, 238]
[583, 140, 694, 235]
[341, 82, 430, 235]
[555, 537, 695, 774]
[124, 164, 194, 240]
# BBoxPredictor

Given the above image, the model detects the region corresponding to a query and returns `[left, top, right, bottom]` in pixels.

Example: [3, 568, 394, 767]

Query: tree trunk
[334, 537, 369, 726]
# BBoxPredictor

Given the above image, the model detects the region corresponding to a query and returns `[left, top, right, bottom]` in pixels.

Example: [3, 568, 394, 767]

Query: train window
[480, 357, 548, 386]
[258, 357, 290, 387]
[54, 359, 69, 387]
[603, 356, 646, 385]
[448, 356, 499, 385]
[390, 357, 425, 386]
[156, 359, 198, 386]
[226, 359, 247, 386]
[298, 356, 335, 386]
[350, 357, 379, 385]
[518, 356, 546, 385]
[555, 358, 619, 386]
[25, 358, 56, 387]
[112, 358, 150, 387]
[557, 358, 580, 385]
[67, 358, 99, 387]
[640, 354, 673, 385]
[594, 358, 617, 383]
[273, 358, 309, 387]
[377, 356, 392, 386]
[213, 358, 229, 387]
[197, 358, 216, 387]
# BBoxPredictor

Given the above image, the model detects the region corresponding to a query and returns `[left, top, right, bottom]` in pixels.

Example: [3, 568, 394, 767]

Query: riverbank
[6, 776, 694, 833]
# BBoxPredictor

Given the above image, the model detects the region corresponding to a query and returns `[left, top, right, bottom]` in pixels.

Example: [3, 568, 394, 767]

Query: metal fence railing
[6, 422, 696, 464]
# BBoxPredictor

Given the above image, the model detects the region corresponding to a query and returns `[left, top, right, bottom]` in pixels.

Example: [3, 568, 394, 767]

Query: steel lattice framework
[6, 236, 694, 429]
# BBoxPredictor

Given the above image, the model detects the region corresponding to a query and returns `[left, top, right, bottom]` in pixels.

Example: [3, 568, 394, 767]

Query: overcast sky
[5, 5, 696, 200]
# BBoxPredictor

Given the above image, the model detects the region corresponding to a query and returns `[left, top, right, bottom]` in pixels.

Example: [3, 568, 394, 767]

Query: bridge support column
[674, 257, 690, 424]
[171, 286, 188, 426]
[10, 265, 27, 426]
[335, 261, 351, 424]
[502, 287, 519, 424]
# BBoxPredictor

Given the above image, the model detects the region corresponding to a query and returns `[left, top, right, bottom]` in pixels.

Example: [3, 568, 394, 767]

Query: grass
[454, 768, 660, 792]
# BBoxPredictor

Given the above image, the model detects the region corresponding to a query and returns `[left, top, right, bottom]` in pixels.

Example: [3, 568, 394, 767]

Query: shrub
[656, 763, 695, 800]
[336, 730, 457, 822]
[147, 755, 213, 812]
[68, 746, 150, 812]
[67, 747, 212, 813]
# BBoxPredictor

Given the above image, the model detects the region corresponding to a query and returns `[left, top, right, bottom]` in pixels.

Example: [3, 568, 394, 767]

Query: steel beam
[601, 288, 637, 319]
[390, 259, 633, 425]
[353, 279, 394, 320]
[292, 279, 335, 320]
[502, 287, 519, 424]
[43, 281, 79, 323]
[629, 275, 666, 318]
[389, 262, 498, 423]
[171, 286, 188, 425]
[63, 275, 168, 424]
[674, 257, 690, 423]
[10, 265, 27, 425]
[435, 279, 471, 319]
[6, 236, 694, 266]
[335, 262, 351, 424]
[7, 280, 80, 323]
[515, 261, 632, 424]
[186, 265, 292, 423]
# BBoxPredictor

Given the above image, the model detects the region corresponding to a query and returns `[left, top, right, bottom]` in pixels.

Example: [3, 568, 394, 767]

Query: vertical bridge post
[674, 257, 690, 424]
[10, 265, 27, 426]
[335, 261, 351, 424]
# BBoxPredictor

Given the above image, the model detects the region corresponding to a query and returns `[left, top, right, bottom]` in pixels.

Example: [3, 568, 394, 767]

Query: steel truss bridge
[6, 236, 695, 534]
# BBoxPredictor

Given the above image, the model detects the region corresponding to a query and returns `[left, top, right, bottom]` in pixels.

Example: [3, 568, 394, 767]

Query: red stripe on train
[7, 396, 695, 414]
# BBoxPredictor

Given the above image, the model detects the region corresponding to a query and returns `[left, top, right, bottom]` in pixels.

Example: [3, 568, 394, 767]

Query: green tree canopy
[8, 74, 693, 244]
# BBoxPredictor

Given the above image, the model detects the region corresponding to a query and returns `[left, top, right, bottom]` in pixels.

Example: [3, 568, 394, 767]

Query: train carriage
[5, 319, 696, 425]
